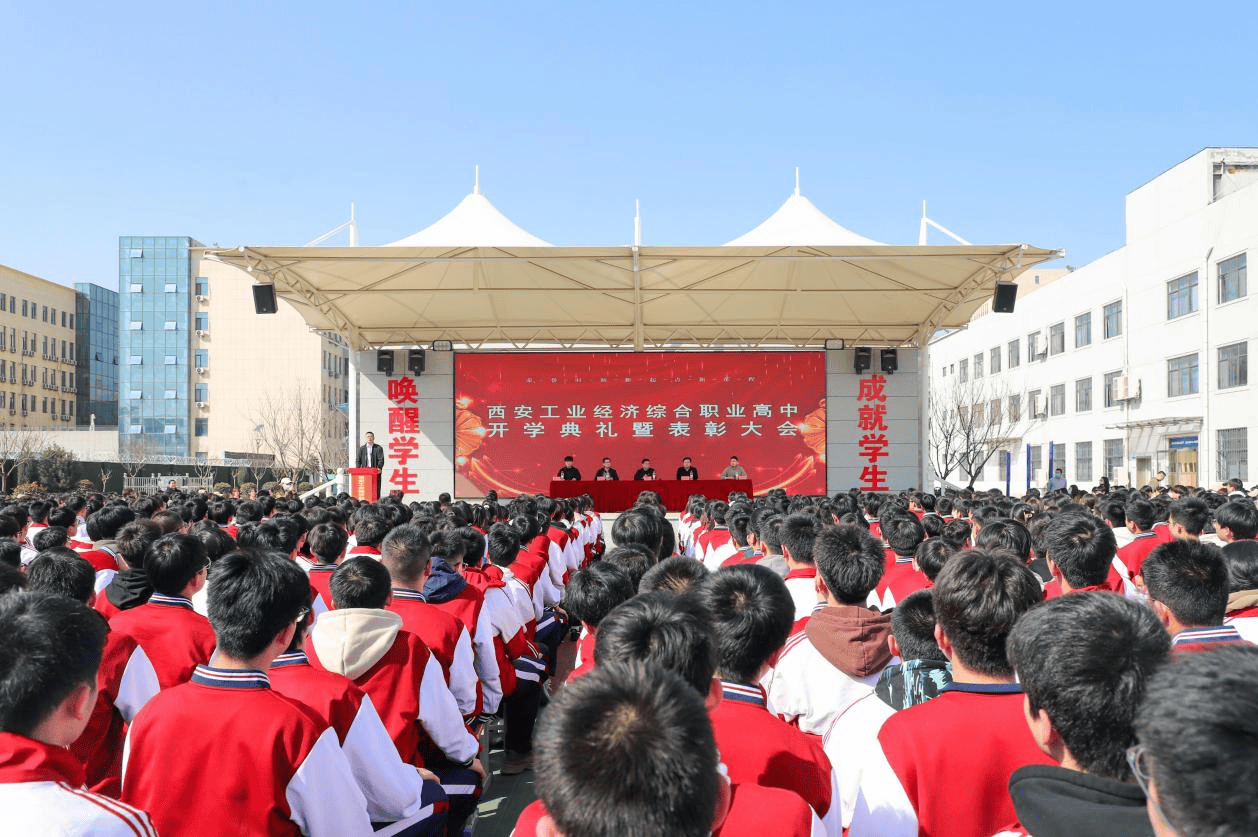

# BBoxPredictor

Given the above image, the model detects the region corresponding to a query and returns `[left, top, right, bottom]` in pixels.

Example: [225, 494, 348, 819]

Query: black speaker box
[377, 350, 394, 375]
[853, 346, 873, 373]
[993, 282, 1018, 313]
[252, 283, 278, 314]
[407, 348, 426, 375]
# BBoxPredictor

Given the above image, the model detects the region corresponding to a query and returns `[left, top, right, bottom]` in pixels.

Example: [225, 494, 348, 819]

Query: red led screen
[453, 351, 826, 496]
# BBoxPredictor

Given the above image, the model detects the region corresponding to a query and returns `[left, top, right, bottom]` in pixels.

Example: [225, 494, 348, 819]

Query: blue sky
[2, 1, 1253, 289]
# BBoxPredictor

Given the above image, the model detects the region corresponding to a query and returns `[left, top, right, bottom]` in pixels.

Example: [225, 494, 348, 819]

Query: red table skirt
[549, 479, 754, 513]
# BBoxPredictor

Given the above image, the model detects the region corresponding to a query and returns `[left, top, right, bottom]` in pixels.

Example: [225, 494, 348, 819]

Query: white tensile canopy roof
[203, 183, 1059, 351]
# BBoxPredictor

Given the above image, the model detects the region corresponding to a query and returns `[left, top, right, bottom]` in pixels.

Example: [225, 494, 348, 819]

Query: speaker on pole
[992, 282, 1018, 313]
[377, 350, 394, 375]
[252, 284, 278, 315]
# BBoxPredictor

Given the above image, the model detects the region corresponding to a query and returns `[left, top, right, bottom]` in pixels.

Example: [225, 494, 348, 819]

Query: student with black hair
[1042, 513, 1128, 598]
[780, 513, 824, 620]
[1133, 644, 1258, 836]
[639, 554, 711, 594]
[122, 551, 375, 836]
[600, 544, 655, 591]
[25, 548, 96, 603]
[0, 592, 159, 836]
[718, 512, 761, 567]
[870, 514, 928, 611]
[1168, 496, 1210, 540]
[699, 565, 842, 836]
[873, 590, 951, 711]
[561, 561, 635, 683]
[584, 597, 824, 837]
[911, 538, 954, 584]
[998, 593, 1170, 837]
[94, 517, 157, 620]
[696, 500, 732, 568]
[769, 525, 891, 736]
[109, 533, 215, 690]
[755, 511, 790, 577]
[380, 525, 478, 719]
[304, 521, 348, 615]
[1222, 541, 1258, 642]
[850, 550, 1050, 837]
[270, 596, 448, 836]
[0, 539, 20, 569]
[1140, 540, 1245, 650]
[1118, 497, 1161, 577]
[1216, 500, 1258, 546]
[348, 507, 390, 558]
[77, 504, 137, 595]
[309, 556, 484, 835]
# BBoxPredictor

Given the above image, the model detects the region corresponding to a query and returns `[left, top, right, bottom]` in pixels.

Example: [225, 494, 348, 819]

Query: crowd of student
[1, 477, 1257, 836]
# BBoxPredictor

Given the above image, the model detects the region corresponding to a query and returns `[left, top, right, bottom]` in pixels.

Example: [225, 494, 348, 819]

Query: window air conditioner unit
[195, 367, 206, 375]
[1031, 392, 1047, 418]
[197, 401, 207, 409]
[1114, 376, 1132, 401]
[21, 410, 27, 416]
[195, 329, 206, 337]
[196, 295, 208, 303]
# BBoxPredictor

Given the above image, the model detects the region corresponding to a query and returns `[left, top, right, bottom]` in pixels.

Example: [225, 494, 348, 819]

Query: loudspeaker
[880, 348, 898, 375]
[407, 348, 426, 375]
[992, 282, 1018, 313]
[853, 347, 872, 373]
[252, 284, 278, 315]
[377, 350, 394, 375]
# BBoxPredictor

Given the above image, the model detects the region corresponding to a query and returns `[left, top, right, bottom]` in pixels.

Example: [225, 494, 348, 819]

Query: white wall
[826, 347, 923, 491]
[358, 349, 455, 499]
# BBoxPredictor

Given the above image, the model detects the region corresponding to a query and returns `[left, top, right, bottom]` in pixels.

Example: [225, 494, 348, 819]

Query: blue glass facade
[74, 282, 119, 426]
[118, 236, 199, 456]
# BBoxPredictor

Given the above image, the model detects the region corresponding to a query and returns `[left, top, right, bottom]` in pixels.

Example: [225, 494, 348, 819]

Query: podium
[348, 468, 381, 502]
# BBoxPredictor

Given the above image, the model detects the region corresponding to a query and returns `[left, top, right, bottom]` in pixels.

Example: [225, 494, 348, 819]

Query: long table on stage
[549, 479, 754, 513]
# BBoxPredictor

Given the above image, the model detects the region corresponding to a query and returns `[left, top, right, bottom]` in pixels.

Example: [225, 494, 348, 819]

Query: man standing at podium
[356, 431, 385, 497]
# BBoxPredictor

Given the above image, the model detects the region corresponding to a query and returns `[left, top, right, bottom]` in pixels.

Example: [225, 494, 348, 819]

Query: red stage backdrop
[453, 351, 826, 497]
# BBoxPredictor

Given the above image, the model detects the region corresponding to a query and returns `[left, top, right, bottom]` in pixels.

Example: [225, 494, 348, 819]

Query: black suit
[356, 443, 385, 497]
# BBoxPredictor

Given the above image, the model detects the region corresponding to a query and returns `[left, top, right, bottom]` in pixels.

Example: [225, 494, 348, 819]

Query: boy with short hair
[873, 589, 952, 711]
[0, 592, 158, 836]
[1140, 539, 1246, 650]
[122, 550, 374, 836]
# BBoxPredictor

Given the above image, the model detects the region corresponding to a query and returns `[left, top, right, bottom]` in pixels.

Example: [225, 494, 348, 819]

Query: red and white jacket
[386, 588, 478, 717]
[108, 594, 216, 690]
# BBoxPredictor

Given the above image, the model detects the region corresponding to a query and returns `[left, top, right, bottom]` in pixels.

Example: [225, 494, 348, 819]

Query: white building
[930, 147, 1256, 493]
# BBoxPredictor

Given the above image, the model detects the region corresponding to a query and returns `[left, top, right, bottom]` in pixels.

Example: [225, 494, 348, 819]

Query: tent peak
[473, 164, 480, 195]
[794, 166, 801, 197]
[385, 184, 551, 247]
[725, 188, 885, 247]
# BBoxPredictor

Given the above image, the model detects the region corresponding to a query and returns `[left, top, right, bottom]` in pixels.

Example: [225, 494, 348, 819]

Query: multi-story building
[116, 237, 347, 466]
[930, 147, 1257, 492]
[75, 282, 119, 426]
[0, 264, 83, 429]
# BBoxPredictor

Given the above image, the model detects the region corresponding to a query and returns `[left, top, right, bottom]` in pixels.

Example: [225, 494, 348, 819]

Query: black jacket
[1007, 764, 1153, 837]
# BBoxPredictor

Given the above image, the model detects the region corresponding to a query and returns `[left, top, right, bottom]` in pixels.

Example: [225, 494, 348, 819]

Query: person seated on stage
[122, 551, 376, 837]
[556, 456, 581, 481]
[996, 592, 1170, 837]
[633, 458, 658, 481]
[677, 456, 699, 481]
[0, 591, 159, 837]
[1132, 644, 1258, 837]
[594, 458, 619, 481]
[721, 455, 748, 480]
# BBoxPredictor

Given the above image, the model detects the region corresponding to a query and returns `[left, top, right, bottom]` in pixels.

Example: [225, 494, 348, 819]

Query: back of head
[146, 533, 207, 596]
[884, 514, 926, 557]
[115, 519, 161, 571]
[933, 548, 1042, 678]
[1134, 644, 1258, 836]
[1141, 540, 1229, 628]
[638, 555, 710, 594]
[351, 507, 391, 548]
[380, 524, 432, 585]
[913, 538, 955, 583]
[813, 524, 885, 604]
[611, 508, 664, 559]
[890, 590, 944, 662]
[308, 522, 348, 565]
[535, 661, 718, 837]
[0, 540, 22, 569]
[1169, 497, 1210, 536]
[31, 526, 69, 553]
[330, 555, 392, 610]
[208, 551, 310, 659]
[1008, 592, 1170, 780]
[486, 524, 520, 567]
[1125, 498, 1157, 532]
[86, 504, 136, 542]
[1224, 541, 1258, 593]
[1044, 513, 1117, 588]
[601, 545, 656, 591]
[940, 518, 972, 550]
[0, 591, 107, 736]
[26, 550, 96, 603]
[780, 513, 820, 564]
[563, 562, 635, 630]
[1216, 500, 1258, 541]
[974, 519, 1032, 564]
[235, 521, 284, 552]
[594, 591, 716, 695]
[697, 564, 794, 683]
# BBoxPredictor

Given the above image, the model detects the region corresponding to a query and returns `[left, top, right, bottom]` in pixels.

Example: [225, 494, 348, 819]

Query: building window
[42, 305, 47, 322]
[1051, 443, 1065, 474]
[164, 321, 177, 330]
[1218, 342, 1248, 389]
[1076, 377, 1092, 412]
[164, 355, 177, 365]
[1049, 322, 1065, 355]
[195, 383, 208, 402]
[164, 283, 177, 293]
[128, 321, 142, 330]
[164, 424, 177, 434]
[195, 277, 209, 297]
[61, 311, 66, 327]
[1218, 253, 1247, 303]
[1104, 438, 1124, 480]
[1218, 428, 1249, 481]
[997, 451, 1009, 481]
[990, 346, 1001, 374]
[1029, 388, 1043, 418]
[165, 389, 177, 399]
[195, 418, 209, 437]
[958, 358, 968, 383]
[194, 349, 208, 367]
[1076, 441, 1093, 482]
[21, 300, 27, 316]
[1103, 301, 1122, 339]
[1008, 339, 1021, 368]
[973, 353, 983, 378]
[1074, 312, 1091, 348]
[129, 283, 143, 293]
[1027, 331, 1042, 360]
[1049, 384, 1066, 416]
[1008, 394, 1021, 422]
[1167, 353, 1199, 397]
[129, 389, 143, 399]
[128, 356, 142, 365]
[195, 313, 209, 331]
[1167, 272, 1199, 319]
[989, 398, 1002, 425]
[1029, 445, 1042, 477]
[1103, 371, 1122, 407]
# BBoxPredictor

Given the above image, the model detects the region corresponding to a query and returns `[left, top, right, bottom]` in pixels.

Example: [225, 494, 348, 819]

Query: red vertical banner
[386, 376, 420, 496]
[856, 374, 890, 491]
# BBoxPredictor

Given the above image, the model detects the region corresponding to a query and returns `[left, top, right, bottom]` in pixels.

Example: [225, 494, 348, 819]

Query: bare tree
[97, 464, 114, 494]
[118, 436, 154, 482]
[929, 376, 1032, 487]
[248, 386, 344, 486]
[0, 426, 49, 493]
